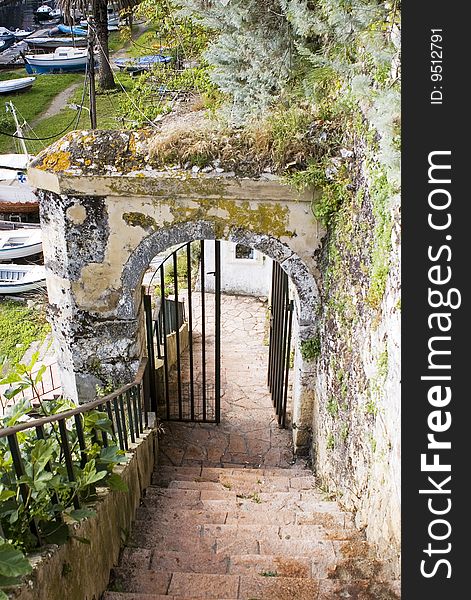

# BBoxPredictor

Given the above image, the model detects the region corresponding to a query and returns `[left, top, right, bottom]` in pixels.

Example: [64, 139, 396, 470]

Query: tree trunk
[93, 0, 115, 90]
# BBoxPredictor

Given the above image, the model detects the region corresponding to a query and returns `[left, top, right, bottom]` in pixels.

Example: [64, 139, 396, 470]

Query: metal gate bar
[145, 240, 221, 423]
[267, 261, 293, 427]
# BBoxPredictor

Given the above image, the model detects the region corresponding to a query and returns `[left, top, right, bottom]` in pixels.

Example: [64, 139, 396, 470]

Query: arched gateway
[28, 130, 325, 451]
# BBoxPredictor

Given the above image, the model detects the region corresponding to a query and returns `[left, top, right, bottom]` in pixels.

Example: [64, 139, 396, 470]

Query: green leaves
[65, 508, 96, 523]
[0, 540, 31, 580]
[0, 362, 132, 575]
[99, 446, 127, 465]
[107, 473, 128, 493]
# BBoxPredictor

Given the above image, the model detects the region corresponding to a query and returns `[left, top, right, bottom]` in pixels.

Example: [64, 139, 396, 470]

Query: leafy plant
[0, 356, 129, 589]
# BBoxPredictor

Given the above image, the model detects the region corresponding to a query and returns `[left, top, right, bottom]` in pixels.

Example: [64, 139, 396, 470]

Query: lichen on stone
[123, 212, 158, 230]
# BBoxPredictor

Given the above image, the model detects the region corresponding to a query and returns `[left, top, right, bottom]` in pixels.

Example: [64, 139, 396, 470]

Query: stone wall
[312, 167, 401, 576]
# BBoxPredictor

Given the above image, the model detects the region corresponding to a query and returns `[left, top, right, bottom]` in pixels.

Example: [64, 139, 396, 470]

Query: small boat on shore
[25, 47, 92, 74]
[0, 264, 46, 294]
[34, 4, 60, 21]
[57, 24, 87, 37]
[115, 54, 172, 74]
[13, 29, 35, 41]
[26, 37, 87, 50]
[0, 182, 38, 215]
[0, 228, 42, 261]
[0, 27, 15, 43]
[0, 77, 35, 94]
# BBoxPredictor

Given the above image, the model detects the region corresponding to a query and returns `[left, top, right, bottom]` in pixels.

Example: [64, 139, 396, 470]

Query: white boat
[35, 4, 53, 20]
[13, 29, 35, 40]
[0, 264, 46, 294]
[25, 47, 92, 74]
[0, 77, 35, 95]
[0, 27, 15, 42]
[0, 154, 32, 171]
[0, 228, 42, 261]
[26, 37, 87, 50]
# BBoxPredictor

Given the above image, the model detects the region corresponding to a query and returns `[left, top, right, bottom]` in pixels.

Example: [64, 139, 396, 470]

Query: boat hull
[0, 241, 42, 260]
[0, 77, 35, 94]
[26, 37, 87, 50]
[0, 279, 45, 294]
[25, 56, 89, 74]
[0, 265, 46, 294]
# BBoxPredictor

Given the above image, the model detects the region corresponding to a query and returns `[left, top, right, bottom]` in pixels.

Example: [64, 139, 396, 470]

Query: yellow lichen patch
[166, 198, 293, 238]
[38, 150, 71, 173]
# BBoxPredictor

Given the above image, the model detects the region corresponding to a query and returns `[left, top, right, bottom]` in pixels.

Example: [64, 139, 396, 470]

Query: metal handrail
[0, 357, 151, 550]
[0, 359, 148, 439]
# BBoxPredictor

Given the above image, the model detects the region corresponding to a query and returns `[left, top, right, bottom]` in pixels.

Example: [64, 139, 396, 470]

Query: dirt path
[31, 82, 81, 126]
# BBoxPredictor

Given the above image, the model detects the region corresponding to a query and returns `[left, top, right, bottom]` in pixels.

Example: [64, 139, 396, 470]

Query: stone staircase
[103, 464, 400, 600]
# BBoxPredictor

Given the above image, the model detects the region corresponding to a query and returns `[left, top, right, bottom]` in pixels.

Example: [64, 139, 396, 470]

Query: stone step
[152, 465, 312, 487]
[109, 570, 322, 599]
[228, 553, 327, 579]
[318, 578, 401, 599]
[144, 486, 328, 508]
[135, 506, 228, 525]
[201, 522, 357, 542]
[150, 550, 229, 574]
[111, 570, 240, 598]
[166, 477, 316, 494]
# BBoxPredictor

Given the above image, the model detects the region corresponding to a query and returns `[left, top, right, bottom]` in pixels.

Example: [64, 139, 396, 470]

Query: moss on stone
[123, 212, 158, 230]
[166, 198, 292, 239]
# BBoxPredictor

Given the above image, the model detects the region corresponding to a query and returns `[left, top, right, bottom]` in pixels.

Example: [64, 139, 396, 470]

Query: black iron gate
[144, 240, 221, 423]
[267, 261, 294, 428]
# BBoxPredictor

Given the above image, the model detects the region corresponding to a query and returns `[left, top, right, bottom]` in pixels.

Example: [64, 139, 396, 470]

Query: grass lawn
[0, 26, 154, 155]
[0, 70, 136, 155]
[0, 299, 50, 367]
[128, 27, 160, 58]
[108, 30, 129, 52]
[0, 72, 83, 154]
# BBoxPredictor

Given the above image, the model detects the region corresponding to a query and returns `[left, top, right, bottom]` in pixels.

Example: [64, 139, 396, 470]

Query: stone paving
[158, 294, 298, 470]
[103, 293, 400, 599]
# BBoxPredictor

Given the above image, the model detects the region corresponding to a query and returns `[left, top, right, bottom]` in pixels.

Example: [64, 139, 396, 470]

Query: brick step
[109, 570, 321, 599]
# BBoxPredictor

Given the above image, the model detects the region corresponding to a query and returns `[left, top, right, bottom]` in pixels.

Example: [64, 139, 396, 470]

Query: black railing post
[200, 240, 207, 421]
[281, 300, 294, 428]
[144, 292, 158, 413]
[186, 243, 195, 420]
[58, 419, 80, 510]
[215, 240, 221, 424]
[173, 251, 183, 419]
[160, 267, 170, 420]
[74, 414, 88, 468]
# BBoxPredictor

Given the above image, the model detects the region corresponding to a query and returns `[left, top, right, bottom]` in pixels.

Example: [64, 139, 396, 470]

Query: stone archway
[28, 130, 324, 451]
